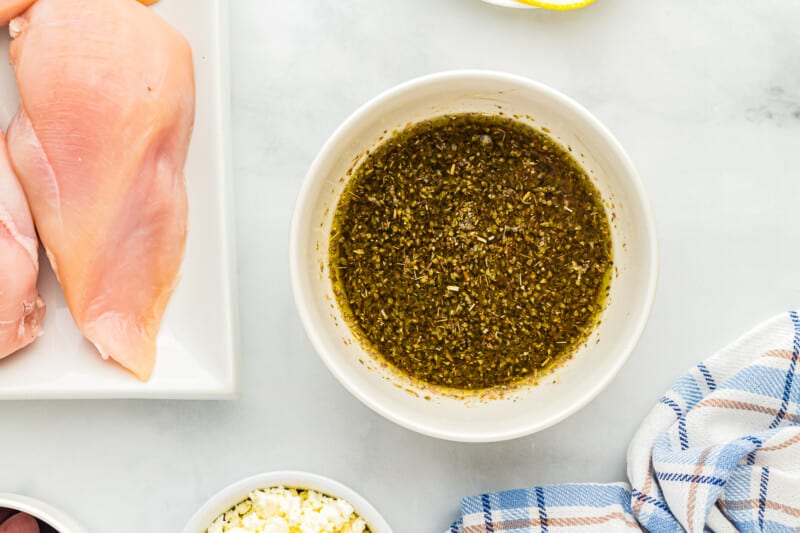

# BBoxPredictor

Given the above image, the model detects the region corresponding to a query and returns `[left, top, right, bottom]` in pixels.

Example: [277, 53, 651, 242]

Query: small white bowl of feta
[183, 471, 392, 533]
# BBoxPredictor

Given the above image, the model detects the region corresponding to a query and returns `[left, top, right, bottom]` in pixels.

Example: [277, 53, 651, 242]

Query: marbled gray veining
[0, 1, 798, 532]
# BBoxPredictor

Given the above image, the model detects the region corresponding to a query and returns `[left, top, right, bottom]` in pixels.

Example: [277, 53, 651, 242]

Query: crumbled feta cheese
[206, 487, 372, 533]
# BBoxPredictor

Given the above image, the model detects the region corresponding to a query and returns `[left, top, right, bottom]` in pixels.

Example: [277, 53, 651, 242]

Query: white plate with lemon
[481, 0, 594, 10]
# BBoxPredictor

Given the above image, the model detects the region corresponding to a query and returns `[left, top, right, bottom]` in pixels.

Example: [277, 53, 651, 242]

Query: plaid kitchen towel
[448, 311, 800, 533]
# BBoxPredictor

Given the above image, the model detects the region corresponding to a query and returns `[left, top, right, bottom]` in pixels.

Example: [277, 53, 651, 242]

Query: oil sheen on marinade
[329, 113, 613, 391]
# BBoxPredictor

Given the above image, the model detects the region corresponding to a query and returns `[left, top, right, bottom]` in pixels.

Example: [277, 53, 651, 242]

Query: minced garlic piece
[207, 487, 370, 533]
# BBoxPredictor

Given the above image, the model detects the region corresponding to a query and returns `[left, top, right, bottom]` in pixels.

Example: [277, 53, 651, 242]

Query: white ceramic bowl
[290, 70, 657, 442]
[0, 494, 87, 533]
[182, 471, 392, 533]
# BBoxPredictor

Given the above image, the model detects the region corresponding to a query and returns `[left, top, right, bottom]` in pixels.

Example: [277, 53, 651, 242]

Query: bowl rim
[289, 69, 659, 442]
[182, 470, 393, 533]
[480, 0, 537, 8]
[0, 493, 88, 533]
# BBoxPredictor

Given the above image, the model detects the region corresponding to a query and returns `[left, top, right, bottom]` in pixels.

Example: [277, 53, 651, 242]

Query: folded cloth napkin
[448, 311, 800, 533]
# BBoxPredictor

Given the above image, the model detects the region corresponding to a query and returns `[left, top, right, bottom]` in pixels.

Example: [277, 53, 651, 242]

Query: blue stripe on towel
[660, 396, 683, 418]
[678, 416, 689, 450]
[481, 493, 494, 533]
[758, 467, 770, 530]
[655, 472, 726, 487]
[631, 488, 671, 513]
[535, 487, 548, 533]
[697, 362, 716, 391]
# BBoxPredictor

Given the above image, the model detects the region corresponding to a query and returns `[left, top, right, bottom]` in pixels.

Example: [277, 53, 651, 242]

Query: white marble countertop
[2, 1, 799, 531]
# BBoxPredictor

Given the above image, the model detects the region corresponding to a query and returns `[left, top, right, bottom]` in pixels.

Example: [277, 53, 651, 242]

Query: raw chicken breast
[0, 0, 33, 26]
[0, 130, 43, 360]
[6, 0, 194, 380]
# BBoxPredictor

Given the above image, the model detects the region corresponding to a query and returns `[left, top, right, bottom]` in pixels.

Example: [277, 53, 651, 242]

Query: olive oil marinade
[330, 113, 613, 391]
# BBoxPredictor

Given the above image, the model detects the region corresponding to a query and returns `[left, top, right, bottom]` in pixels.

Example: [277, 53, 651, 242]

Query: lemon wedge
[516, 0, 595, 10]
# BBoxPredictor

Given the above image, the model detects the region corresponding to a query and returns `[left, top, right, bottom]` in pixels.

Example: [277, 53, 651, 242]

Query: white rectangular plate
[0, 0, 238, 398]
